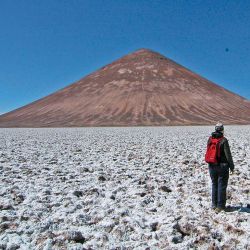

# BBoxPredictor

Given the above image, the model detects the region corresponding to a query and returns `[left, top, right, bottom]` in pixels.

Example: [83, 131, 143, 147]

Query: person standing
[205, 122, 234, 213]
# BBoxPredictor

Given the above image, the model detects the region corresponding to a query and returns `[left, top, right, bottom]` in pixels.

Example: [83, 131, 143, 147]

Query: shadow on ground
[226, 205, 250, 213]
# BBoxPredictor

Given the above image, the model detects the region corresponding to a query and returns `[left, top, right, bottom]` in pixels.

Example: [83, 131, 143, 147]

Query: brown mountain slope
[1, 48, 250, 127]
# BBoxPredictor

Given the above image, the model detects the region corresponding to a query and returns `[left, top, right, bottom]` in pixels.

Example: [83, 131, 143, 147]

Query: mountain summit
[1, 48, 250, 127]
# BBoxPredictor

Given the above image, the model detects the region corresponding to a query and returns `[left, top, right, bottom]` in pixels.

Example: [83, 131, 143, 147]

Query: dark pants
[209, 164, 229, 208]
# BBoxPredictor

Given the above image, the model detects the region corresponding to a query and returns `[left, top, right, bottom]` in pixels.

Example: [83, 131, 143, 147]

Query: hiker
[205, 122, 234, 212]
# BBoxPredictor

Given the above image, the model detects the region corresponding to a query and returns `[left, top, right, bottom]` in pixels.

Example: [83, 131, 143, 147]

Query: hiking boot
[211, 206, 217, 210]
[223, 206, 233, 212]
[215, 207, 225, 213]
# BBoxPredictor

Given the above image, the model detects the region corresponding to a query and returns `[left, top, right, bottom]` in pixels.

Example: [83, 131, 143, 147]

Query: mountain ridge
[1, 48, 250, 127]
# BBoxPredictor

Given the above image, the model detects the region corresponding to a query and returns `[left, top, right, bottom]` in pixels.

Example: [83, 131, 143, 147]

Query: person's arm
[224, 139, 234, 171]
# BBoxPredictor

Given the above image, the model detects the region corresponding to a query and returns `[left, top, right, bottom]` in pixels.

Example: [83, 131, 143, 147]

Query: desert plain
[0, 126, 249, 249]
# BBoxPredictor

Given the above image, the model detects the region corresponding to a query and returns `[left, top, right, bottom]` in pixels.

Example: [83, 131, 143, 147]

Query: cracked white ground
[0, 126, 249, 249]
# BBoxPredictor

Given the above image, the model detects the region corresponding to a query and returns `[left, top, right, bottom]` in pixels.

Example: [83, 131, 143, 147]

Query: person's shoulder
[221, 137, 228, 144]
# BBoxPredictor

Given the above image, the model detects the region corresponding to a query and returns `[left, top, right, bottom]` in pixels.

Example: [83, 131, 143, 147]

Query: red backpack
[205, 137, 224, 164]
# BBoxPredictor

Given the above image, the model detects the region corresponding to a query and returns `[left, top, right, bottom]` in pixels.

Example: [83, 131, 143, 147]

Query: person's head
[215, 122, 224, 134]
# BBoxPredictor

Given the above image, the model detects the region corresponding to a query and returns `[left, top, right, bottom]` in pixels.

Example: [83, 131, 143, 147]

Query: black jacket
[207, 131, 234, 171]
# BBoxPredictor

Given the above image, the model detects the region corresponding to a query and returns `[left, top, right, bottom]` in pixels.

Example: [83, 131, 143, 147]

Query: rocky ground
[0, 126, 249, 249]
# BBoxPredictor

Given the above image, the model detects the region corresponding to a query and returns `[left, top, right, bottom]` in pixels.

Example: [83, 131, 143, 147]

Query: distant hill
[1, 48, 250, 127]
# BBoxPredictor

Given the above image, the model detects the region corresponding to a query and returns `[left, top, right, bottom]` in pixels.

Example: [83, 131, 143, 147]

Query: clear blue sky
[1, 0, 250, 114]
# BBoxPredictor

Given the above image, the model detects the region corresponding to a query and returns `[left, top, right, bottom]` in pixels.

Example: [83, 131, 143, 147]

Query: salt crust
[0, 126, 249, 249]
